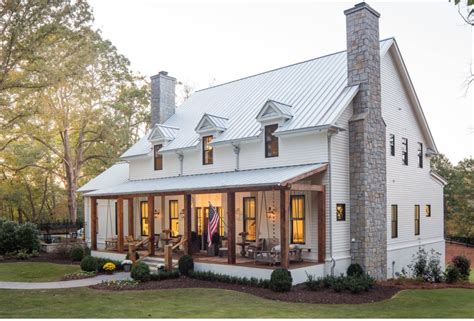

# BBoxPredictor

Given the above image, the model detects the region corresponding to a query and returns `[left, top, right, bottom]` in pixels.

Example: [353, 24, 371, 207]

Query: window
[264, 124, 279, 157]
[218, 208, 225, 237]
[402, 138, 408, 165]
[391, 205, 398, 238]
[140, 201, 149, 236]
[202, 135, 213, 165]
[415, 205, 420, 236]
[154, 144, 163, 170]
[336, 204, 346, 221]
[417, 142, 423, 168]
[169, 200, 179, 237]
[425, 204, 431, 217]
[290, 195, 305, 244]
[243, 197, 256, 241]
[196, 208, 203, 235]
[389, 134, 395, 156]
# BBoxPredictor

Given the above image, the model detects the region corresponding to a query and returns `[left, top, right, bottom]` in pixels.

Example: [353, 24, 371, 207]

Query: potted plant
[121, 259, 133, 272]
[102, 262, 116, 274]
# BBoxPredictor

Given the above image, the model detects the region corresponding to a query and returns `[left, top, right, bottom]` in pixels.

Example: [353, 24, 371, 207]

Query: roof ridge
[195, 37, 395, 93]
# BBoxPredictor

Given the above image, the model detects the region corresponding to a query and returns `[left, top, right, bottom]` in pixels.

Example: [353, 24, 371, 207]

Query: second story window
[389, 134, 395, 156]
[265, 124, 279, 157]
[402, 138, 408, 165]
[415, 205, 420, 236]
[202, 135, 213, 165]
[154, 144, 163, 171]
[417, 142, 423, 168]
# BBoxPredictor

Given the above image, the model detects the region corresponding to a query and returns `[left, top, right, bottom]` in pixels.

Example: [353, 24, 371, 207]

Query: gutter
[327, 127, 339, 275]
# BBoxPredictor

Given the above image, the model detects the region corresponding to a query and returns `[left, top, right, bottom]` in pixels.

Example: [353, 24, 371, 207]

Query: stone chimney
[151, 71, 176, 127]
[345, 2, 387, 279]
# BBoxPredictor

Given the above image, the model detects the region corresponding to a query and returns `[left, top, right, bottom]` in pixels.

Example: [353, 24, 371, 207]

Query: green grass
[470, 270, 474, 283]
[0, 287, 472, 318]
[0, 262, 80, 282]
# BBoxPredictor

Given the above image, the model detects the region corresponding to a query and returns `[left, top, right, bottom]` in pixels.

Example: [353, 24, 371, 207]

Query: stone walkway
[0, 272, 131, 290]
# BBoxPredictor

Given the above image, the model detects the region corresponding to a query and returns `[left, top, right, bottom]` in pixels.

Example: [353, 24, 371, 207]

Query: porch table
[237, 242, 250, 257]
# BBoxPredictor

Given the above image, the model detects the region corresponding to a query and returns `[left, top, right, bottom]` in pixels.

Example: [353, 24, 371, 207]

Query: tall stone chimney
[345, 2, 387, 279]
[151, 71, 176, 127]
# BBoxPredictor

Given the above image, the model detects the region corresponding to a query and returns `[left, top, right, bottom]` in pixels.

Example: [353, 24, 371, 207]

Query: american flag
[207, 202, 219, 246]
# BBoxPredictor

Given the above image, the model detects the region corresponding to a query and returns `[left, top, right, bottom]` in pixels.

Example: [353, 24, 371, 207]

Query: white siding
[382, 51, 445, 275]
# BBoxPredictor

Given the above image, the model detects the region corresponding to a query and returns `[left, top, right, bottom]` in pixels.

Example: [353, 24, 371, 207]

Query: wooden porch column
[227, 192, 236, 264]
[317, 187, 326, 263]
[128, 198, 134, 237]
[117, 197, 124, 252]
[91, 197, 97, 250]
[184, 193, 192, 255]
[148, 195, 155, 256]
[280, 189, 290, 269]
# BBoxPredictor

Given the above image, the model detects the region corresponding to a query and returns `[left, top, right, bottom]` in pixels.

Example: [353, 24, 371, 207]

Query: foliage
[444, 265, 462, 284]
[178, 255, 194, 276]
[15, 222, 40, 253]
[305, 273, 375, 294]
[408, 247, 443, 282]
[269, 268, 293, 292]
[80, 255, 98, 272]
[102, 262, 116, 273]
[451, 255, 471, 280]
[70, 246, 85, 262]
[131, 261, 151, 282]
[96, 257, 123, 273]
[125, 252, 139, 261]
[0, 220, 18, 254]
[431, 155, 473, 239]
[0, 220, 40, 254]
[54, 242, 72, 258]
[304, 273, 325, 290]
[63, 271, 96, 280]
[15, 249, 31, 260]
[347, 263, 364, 277]
[98, 279, 139, 290]
[188, 270, 270, 288]
[150, 269, 180, 281]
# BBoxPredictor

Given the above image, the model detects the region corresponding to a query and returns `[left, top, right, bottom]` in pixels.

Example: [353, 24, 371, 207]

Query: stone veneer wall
[344, 3, 387, 279]
[151, 71, 176, 127]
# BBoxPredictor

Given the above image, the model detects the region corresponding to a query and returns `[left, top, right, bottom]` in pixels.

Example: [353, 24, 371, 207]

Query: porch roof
[84, 163, 327, 197]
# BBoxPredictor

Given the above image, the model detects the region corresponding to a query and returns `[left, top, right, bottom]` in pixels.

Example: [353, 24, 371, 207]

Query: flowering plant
[103, 262, 116, 273]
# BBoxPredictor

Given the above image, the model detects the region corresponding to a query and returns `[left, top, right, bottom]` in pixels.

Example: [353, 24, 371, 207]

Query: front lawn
[0, 287, 472, 318]
[0, 262, 80, 282]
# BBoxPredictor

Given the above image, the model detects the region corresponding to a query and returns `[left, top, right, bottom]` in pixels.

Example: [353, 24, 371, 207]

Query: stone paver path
[0, 272, 131, 290]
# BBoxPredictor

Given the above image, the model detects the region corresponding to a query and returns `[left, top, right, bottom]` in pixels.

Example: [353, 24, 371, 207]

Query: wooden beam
[281, 164, 328, 185]
[227, 192, 236, 264]
[317, 187, 326, 263]
[280, 189, 290, 269]
[184, 193, 192, 255]
[290, 184, 324, 192]
[90, 197, 97, 251]
[148, 195, 155, 256]
[127, 198, 134, 237]
[161, 195, 166, 234]
[117, 198, 124, 252]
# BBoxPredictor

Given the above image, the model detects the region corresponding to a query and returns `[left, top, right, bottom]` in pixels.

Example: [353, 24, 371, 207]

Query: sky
[88, 0, 473, 164]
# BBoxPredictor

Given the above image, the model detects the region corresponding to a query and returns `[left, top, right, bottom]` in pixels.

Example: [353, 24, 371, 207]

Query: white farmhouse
[79, 2, 446, 283]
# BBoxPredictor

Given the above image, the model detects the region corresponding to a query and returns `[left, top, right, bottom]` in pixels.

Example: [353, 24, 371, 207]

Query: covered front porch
[86, 163, 327, 270]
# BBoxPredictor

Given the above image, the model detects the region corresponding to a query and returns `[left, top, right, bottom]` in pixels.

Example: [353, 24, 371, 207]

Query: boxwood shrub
[451, 255, 471, 280]
[178, 255, 194, 275]
[70, 246, 85, 262]
[80, 255, 98, 272]
[131, 261, 151, 282]
[269, 268, 293, 292]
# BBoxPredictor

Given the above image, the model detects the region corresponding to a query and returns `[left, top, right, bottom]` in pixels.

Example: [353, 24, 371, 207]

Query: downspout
[232, 143, 240, 171]
[327, 129, 337, 275]
[177, 152, 184, 176]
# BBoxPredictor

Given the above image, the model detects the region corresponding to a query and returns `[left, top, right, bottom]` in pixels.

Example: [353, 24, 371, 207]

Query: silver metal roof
[121, 38, 394, 158]
[85, 163, 327, 197]
[77, 162, 129, 193]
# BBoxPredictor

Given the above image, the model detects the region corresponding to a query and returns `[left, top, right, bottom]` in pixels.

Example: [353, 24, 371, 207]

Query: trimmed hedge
[188, 270, 270, 288]
[451, 255, 471, 280]
[70, 247, 85, 262]
[80, 255, 98, 272]
[347, 263, 364, 277]
[270, 268, 292, 292]
[305, 273, 375, 294]
[131, 261, 151, 282]
[444, 265, 461, 284]
[178, 255, 194, 276]
[150, 269, 180, 281]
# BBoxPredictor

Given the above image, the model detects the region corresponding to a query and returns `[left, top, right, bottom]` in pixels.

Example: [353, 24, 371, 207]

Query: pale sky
[89, 0, 473, 164]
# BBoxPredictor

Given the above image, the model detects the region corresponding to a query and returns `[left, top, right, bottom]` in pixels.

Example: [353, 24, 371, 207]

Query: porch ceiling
[84, 163, 327, 197]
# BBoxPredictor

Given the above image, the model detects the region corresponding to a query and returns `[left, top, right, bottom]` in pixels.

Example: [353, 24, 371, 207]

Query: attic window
[265, 124, 279, 158]
[202, 135, 213, 165]
[154, 144, 163, 171]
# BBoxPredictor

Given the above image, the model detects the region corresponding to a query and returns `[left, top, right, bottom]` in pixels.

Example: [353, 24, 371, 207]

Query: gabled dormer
[195, 113, 228, 136]
[256, 99, 293, 125]
[148, 124, 179, 145]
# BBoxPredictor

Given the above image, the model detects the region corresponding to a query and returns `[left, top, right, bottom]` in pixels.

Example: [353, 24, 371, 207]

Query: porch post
[128, 198, 134, 237]
[184, 193, 192, 255]
[227, 192, 236, 264]
[280, 189, 290, 269]
[91, 197, 97, 250]
[148, 195, 155, 256]
[317, 187, 326, 263]
[117, 197, 124, 252]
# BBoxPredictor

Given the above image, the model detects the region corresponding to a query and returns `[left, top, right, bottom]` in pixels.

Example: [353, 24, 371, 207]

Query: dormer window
[265, 124, 279, 158]
[202, 135, 213, 165]
[154, 144, 163, 170]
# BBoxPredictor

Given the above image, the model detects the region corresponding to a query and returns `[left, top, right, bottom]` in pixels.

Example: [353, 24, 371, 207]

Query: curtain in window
[290, 195, 305, 244]
[140, 201, 149, 236]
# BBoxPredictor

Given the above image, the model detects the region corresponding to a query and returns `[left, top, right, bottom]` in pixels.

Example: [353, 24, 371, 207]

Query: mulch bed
[380, 279, 474, 289]
[90, 276, 400, 304]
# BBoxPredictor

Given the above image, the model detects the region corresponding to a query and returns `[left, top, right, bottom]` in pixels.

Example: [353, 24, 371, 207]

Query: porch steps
[141, 256, 178, 273]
